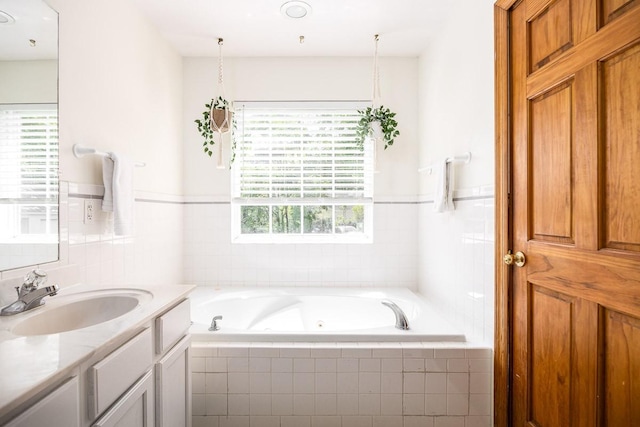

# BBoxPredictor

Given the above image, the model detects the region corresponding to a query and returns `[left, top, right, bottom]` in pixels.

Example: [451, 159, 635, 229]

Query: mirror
[0, 0, 58, 271]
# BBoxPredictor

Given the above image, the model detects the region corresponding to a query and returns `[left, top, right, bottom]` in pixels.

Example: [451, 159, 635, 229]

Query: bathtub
[189, 287, 465, 342]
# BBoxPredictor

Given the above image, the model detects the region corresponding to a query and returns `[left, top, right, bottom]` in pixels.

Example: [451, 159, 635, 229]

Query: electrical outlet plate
[84, 199, 94, 223]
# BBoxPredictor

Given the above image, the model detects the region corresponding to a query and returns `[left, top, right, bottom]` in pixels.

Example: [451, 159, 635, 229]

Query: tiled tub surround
[191, 343, 492, 427]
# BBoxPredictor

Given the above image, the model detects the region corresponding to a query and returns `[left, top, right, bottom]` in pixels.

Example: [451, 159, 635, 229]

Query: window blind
[232, 103, 373, 202]
[0, 105, 58, 202]
[0, 105, 58, 237]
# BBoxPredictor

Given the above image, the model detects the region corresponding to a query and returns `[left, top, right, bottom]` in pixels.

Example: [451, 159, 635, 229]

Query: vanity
[0, 282, 194, 427]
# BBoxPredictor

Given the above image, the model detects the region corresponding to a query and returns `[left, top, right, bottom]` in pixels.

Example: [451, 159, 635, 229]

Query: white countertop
[0, 282, 195, 420]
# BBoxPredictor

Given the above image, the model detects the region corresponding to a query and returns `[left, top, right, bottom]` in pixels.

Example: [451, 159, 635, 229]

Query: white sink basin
[11, 289, 153, 336]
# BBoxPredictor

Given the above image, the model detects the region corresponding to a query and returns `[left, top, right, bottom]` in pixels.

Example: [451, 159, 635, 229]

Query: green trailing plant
[194, 96, 230, 157]
[355, 105, 400, 150]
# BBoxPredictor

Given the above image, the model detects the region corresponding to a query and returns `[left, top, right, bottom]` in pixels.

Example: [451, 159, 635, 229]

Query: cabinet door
[92, 370, 154, 427]
[5, 376, 79, 427]
[155, 335, 191, 427]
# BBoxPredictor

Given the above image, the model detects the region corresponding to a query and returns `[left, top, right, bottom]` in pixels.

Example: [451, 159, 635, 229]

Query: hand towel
[102, 152, 135, 235]
[433, 159, 455, 213]
[101, 156, 114, 212]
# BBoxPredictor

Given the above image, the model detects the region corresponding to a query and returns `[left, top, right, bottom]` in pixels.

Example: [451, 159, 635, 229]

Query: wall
[0, 60, 57, 103]
[417, 0, 495, 345]
[0, 0, 184, 291]
[182, 57, 421, 288]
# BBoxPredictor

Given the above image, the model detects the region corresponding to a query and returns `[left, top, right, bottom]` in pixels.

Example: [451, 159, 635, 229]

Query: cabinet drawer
[5, 376, 79, 427]
[88, 328, 152, 419]
[155, 298, 190, 354]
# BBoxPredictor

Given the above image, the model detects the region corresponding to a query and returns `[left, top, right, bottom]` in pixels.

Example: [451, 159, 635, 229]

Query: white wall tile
[250, 373, 271, 394]
[249, 394, 272, 415]
[381, 373, 403, 394]
[249, 416, 279, 427]
[447, 373, 469, 394]
[293, 394, 315, 415]
[403, 394, 425, 415]
[228, 373, 250, 394]
[281, 416, 311, 427]
[424, 394, 447, 416]
[446, 394, 469, 415]
[206, 373, 227, 394]
[271, 394, 293, 416]
[358, 394, 381, 415]
[336, 394, 359, 415]
[337, 373, 359, 394]
[314, 394, 337, 415]
[271, 373, 293, 394]
[403, 373, 425, 394]
[207, 394, 228, 416]
[228, 394, 250, 416]
[359, 372, 381, 394]
[315, 373, 337, 394]
[425, 373, 447, 394]
[380, 394, 403, 415]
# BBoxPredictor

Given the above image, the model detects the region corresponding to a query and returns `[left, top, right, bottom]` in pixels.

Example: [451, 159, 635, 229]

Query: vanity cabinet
[1, 297, 191, 427]
[91, 371, 154, 427]
[155, 335, 191, 427]
[4, 376, 80, 427]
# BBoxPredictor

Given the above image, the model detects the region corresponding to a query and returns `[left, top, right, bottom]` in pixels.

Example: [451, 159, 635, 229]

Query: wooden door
[495, 0, 640, 425]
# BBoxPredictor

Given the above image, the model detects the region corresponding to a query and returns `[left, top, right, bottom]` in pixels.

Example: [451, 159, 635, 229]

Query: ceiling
[130, 0, 453, 57]
[0, 0, 57, 61]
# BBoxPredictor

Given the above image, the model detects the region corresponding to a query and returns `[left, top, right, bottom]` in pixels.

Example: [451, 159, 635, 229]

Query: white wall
[183, 56, 419, 199]
[0, 60, 57, 103]
[182, 57, 422, 288]
[1, 0, 185, 288]
[417, 0, 495, 345]
[49, 0, 184, 195]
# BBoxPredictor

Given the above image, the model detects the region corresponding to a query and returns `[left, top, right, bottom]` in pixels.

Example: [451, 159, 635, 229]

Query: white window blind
[0, 105, 58, 237]
[231, 101, 373, 242]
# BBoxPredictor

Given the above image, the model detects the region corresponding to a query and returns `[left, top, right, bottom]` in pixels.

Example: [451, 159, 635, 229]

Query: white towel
[433, 159, 455, 213]
[102, 152, 135, 235]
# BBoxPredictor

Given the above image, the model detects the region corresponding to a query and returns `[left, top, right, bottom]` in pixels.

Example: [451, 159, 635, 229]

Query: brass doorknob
[504, 250, 526, 267]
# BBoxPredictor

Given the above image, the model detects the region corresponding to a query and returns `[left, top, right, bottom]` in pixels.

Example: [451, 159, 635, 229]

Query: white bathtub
[189, 287, 465, 342]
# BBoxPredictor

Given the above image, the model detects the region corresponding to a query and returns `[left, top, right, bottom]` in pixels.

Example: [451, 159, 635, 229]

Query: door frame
[494, 1, 518, 426]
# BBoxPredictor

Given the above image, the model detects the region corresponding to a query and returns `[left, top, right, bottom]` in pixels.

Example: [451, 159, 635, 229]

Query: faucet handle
[23, 269, 47, 291]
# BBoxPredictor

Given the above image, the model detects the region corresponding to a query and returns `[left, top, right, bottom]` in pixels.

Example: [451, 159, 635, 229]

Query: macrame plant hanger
[210, 37, 232, 169]
[370, 34, 382, 172]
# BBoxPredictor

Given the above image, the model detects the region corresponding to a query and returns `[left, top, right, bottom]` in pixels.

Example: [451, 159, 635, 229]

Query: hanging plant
[355, 105, 400, 150]
[194, 96, 232, 157]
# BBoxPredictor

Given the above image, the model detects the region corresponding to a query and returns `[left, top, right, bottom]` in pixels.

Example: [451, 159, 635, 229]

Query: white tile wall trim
[191, 342, 493, 427]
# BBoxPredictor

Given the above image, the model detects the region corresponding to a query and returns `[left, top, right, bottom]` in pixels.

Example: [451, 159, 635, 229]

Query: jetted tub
[189, 287, 465, 342]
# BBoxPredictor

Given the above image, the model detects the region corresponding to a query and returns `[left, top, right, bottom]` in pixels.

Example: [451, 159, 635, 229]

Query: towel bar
[72, 144, 146, 167]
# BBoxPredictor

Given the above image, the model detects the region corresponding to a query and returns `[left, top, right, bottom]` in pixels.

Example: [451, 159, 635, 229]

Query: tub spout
[381, 300, 409, 330]
[209, 315, 223, 331]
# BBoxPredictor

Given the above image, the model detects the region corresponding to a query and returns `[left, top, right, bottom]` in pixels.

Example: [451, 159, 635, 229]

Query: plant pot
[369, 121, 383, 143]
[210, 107, 232, 133]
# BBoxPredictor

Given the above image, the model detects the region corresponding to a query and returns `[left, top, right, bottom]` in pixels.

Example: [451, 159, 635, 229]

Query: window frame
[230, 101, 374, 244]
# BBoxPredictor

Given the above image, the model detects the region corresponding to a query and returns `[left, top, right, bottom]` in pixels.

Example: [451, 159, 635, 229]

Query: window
[232, 101, 373, 243]
[0, 104, 58, 241]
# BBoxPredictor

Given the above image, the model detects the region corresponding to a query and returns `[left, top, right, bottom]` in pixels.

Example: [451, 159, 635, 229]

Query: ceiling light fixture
[0, 10, 15, 25]
[280, 1, 312, 19]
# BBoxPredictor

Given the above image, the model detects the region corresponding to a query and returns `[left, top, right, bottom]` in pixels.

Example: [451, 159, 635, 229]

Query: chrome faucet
[381, 299, 410, 330]
[0, 269, 59, 316]
[209, 315, 223, 331]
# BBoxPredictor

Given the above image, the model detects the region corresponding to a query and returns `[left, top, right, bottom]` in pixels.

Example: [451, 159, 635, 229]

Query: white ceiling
[130, 0, 453, 57]
[0, 0, 57, 60]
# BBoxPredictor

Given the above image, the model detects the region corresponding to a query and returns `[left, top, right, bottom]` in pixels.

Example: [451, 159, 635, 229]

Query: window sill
[231, 233, 372, 244]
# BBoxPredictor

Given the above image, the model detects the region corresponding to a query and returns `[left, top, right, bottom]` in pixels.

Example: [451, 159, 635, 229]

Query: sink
[11, 289, 153, 336]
